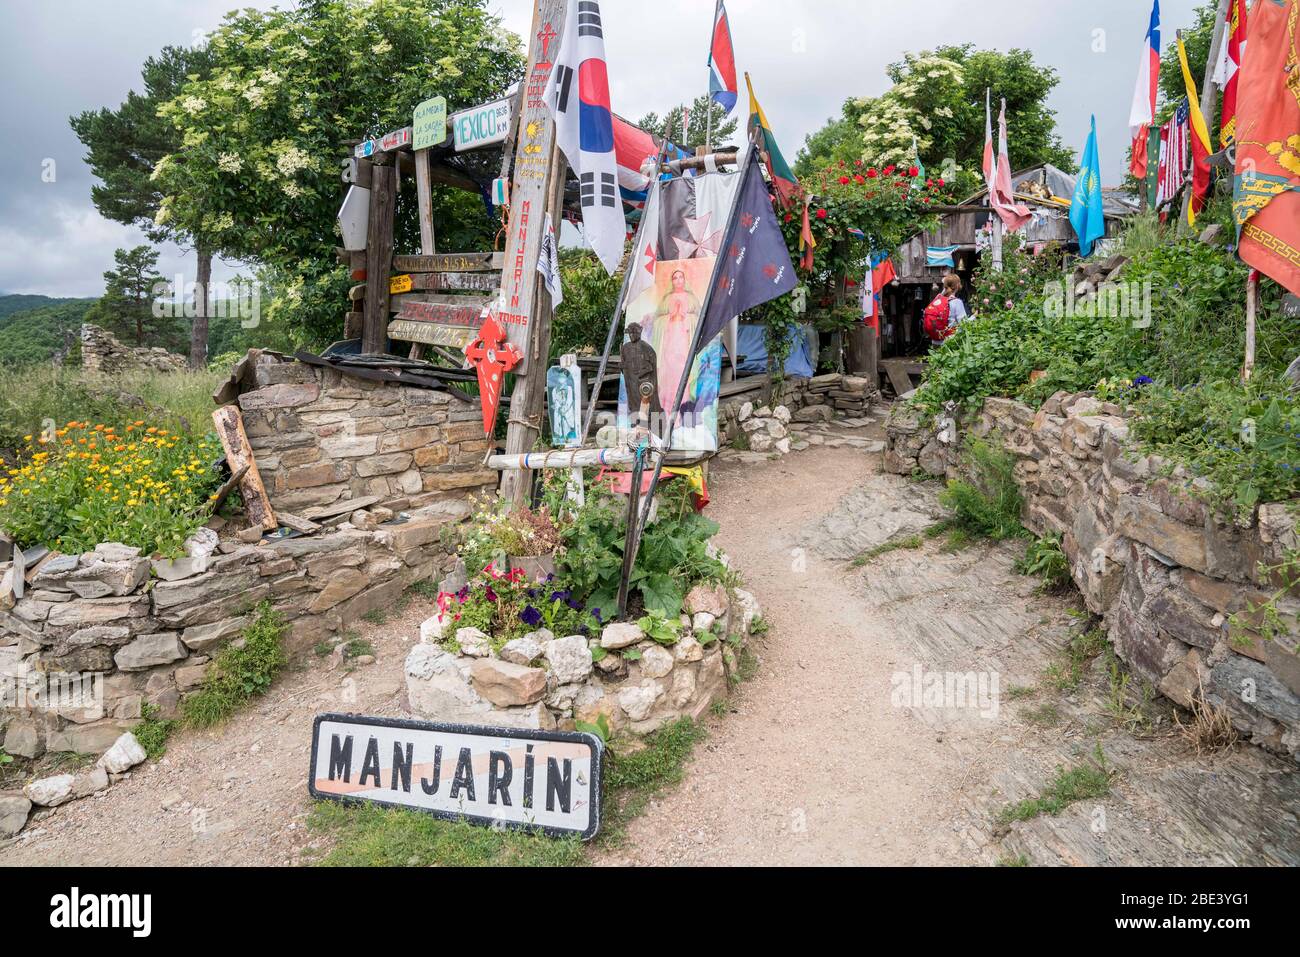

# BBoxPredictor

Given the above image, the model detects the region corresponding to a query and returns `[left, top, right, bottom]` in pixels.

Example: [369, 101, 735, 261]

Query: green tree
[152, 0, 524, 347]
[798, 45, 1074, 187]
[1158, 1, 1218, 122]
[83, 246, 178, 350]
[71, 44, 220, 368]
[637, 94, 739, 152]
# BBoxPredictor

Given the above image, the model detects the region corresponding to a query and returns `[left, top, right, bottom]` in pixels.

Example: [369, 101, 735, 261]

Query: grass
[1006, 684, 1036, 700]
[306, 717, 708, 865]
[1175, 676, 1239, 755]
[997, 853, 1030, 867]
[1021, 703, 1062, 728]
[997, 745, 1113, 826]
[182, 602, 288, 729]
[1043, 627, 1108, 693]
[1102, 648, 1155, 734]
[851, 533, 923, 566]
[938, 437, 1029, 543]
[133, 704, 178, 760]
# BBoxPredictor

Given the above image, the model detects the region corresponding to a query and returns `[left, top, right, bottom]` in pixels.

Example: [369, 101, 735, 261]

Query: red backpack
[923, 294, 953, 341]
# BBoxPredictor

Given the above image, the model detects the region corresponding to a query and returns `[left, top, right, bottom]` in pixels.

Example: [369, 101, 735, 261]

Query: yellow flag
[1176, 35, 1214, 226]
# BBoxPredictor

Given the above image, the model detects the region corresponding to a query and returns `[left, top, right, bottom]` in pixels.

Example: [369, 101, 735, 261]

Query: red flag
[1128, 0, 1161, 179]
[1215, 0, 1248, 149]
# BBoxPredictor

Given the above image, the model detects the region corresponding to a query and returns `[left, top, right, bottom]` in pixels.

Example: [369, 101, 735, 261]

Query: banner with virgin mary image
[618, 257, 721, 451]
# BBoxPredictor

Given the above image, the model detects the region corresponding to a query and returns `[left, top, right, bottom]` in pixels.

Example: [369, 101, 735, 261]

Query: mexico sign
[452, 97, 513, 152]
[308, 713, 604, 839]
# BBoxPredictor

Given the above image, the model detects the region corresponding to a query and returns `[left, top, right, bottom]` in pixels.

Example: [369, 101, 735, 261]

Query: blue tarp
[735, 322, 815, 378]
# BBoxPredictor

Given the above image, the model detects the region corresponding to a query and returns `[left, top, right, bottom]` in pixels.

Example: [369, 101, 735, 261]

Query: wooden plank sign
[453, 96, 513, 152]
[412, 96, 448, 151]
[393, 252, 505, 274]
[395, 295, 492, 325]
[354, 126, 412, 159]
[495, 0, 568, 373]
[387, 318, 477, 349]
[309, 713, 604, 840]
[389, 274, 413, 295]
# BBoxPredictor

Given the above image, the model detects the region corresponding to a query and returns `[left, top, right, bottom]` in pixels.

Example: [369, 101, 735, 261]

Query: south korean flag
[545, 0, 624, 276]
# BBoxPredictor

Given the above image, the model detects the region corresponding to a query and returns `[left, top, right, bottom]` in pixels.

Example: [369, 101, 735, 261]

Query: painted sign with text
[412, 96, 448, 151]
[453, 97, 513, 152]
[309, 713, 603, 839]
[495, 0, 568, 372]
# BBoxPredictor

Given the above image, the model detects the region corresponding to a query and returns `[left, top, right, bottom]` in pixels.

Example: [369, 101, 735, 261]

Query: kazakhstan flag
[1070, 116, 1106, 257]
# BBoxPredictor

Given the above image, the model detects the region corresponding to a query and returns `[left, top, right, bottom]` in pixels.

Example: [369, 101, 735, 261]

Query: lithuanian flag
[745, 73, 800, 208]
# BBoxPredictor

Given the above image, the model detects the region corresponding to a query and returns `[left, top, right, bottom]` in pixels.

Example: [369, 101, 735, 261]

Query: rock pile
[736, 403, 793, 455]
[79, 324, 187, 375]
[406, 579, 763, 736]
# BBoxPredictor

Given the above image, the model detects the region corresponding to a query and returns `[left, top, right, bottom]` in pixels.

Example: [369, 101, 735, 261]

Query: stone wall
[79, 324, 188, 375]
[406, 581, 762, 736]
[885, 394, 1300, 760]
[237, 359, 497, 516]
[717, 373, 879, 447]
[1, 505, 464, 760]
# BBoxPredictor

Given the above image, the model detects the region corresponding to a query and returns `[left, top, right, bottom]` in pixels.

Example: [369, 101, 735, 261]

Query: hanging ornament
[465, 312, 522, 435]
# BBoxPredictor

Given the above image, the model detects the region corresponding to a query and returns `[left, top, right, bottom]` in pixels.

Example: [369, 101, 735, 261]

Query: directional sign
[309, 713, 604, 839]
[354, 126, 412, 159]
[413, 96, 448, 151]
[452, 97, 513, 152]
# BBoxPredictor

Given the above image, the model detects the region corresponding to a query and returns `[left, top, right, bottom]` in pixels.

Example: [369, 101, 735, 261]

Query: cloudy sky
[0, 0, 1204, 298]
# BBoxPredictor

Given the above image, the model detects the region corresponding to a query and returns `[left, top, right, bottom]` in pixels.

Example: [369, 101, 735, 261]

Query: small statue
[620, 322, 663, 434]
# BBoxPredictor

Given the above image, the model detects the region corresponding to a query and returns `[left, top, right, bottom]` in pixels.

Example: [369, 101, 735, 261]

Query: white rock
[545, 634, 594, 684]
[674, 634, 705, 662]
[754, 406, 772, 418]
[94, 542, 142, 563]
[418, 612, 451, 644]
[749, 432, 774, 453]
[775, 438, 791, 455]
[618, 683, 662, 721]
[97, 732, 147, 774]
[738, 401, 754, 422]
[455, 627, 492, 657]
[185, 527, 220, 560]
[24, 773, 75, 807]
[638, 644, 675, 679]
[733, 588, 762, 635]
[670, 667, 698, 707]
[692, 612, 716, 633]
[600, 622, 643, 649]
[500, 633, 548, 666]
[773, 405, 792, 424]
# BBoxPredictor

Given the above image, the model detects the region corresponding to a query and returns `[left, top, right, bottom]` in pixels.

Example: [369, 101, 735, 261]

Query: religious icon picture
[618, 257, 721, 452]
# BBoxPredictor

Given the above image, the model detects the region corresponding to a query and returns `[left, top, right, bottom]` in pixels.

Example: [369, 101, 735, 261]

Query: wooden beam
[393, 295, 492, 324]
[362, 161, 396, 354]
[212, 406, 277, 531]
[390, 271, 501, 293]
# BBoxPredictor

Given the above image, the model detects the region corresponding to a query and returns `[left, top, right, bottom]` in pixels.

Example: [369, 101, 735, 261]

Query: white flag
[544, 0, 625, 275]
[538, 212, 563, 309]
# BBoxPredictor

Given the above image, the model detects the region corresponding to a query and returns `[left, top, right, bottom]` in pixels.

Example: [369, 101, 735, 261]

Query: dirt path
[4, 415, 1296, 867]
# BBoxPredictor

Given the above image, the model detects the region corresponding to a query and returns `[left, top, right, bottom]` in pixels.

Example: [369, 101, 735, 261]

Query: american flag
[1156, 98, 1190, 208]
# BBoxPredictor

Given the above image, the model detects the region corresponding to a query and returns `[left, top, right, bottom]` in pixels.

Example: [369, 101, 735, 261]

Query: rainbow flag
[745, 73, 799, 208]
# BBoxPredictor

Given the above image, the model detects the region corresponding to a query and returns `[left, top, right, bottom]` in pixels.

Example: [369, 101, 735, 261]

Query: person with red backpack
[923, 274, 968, 345]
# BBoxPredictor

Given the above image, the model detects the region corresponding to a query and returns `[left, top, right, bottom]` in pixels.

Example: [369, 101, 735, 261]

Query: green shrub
[1016, 533, 1072, 590]
[183, 602, 288, 728]
[939, 437, 1027, 541]
[133, 704, 177, 759]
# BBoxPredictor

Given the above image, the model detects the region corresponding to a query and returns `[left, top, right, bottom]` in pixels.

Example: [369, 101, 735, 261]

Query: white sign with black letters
[308, 713, 603, 839]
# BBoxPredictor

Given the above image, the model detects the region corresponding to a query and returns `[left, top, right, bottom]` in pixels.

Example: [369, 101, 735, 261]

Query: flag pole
[1179, 6, 1229, 227]
[615, 130, 760, 618]
[1244, 270, 1258, 382]
[576, 136, 674, 449]
[705, 0, 721, 153]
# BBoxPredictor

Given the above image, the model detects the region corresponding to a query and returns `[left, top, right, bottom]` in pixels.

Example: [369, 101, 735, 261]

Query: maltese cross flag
[546, 0, 625, 276]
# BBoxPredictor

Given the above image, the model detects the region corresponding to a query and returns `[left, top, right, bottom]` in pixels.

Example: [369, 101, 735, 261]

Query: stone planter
[508, 552, 556, 582]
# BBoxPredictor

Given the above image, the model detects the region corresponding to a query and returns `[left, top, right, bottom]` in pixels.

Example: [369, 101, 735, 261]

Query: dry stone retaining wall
[79, 324, 188, 375]
[885, 393, 1300, 760]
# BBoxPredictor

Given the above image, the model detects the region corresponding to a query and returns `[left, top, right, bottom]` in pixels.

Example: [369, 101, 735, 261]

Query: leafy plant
[997, 744, 1112, 825]
[133, 703, 177, 759]
[0, 419, 222, 556]
[183, 602, 287, 728]
[0, 748, 12, 766]
[637, 610, 680, 647]
[574, 712, 611, 745]
[1016, 533, 1071, 591]
[939, 437, 1028, 541]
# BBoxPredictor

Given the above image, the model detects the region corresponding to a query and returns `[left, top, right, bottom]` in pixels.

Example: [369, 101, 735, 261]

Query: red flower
[883, 164, 896, 176]
[925, 178, 933, 188]
[816, 209, 828, 219]
[866, 168, 878, 178]
[854, 159, 863, 167]
[854, 174, 865, 184]
[838, 160, 846, 168]
[784, 213, 794, 222]
[937, 178, 945, 187]
[838, 175, 851, 185]
[908, 166, 919, 177]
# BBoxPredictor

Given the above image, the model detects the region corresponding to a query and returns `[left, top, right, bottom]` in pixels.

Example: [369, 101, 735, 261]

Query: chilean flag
[546, 0, 625, 275]
[708, 1, 738, 115]
[1128, 0, 1160, 180]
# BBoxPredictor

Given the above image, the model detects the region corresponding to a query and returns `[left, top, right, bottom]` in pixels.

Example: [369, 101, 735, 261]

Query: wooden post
[414, 149, 437, 256]
[212, 405, 277, 531]
[501, 144, 567, 508]
[362, 158, 396, 354]
[991, 217, 1004, 271]
[1244, 271, 1258, 382]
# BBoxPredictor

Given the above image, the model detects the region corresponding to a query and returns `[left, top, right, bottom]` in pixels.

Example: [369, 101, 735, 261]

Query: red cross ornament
[465, 313, 522, 435]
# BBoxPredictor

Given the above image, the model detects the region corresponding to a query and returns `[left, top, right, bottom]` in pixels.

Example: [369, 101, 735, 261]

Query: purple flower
[590, 607, 603, 623]
[485, 586, 498, 603]
[520, 606, 543, 627]
[549, 589, 572, 604]
[1133, 376, 1154, 387]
